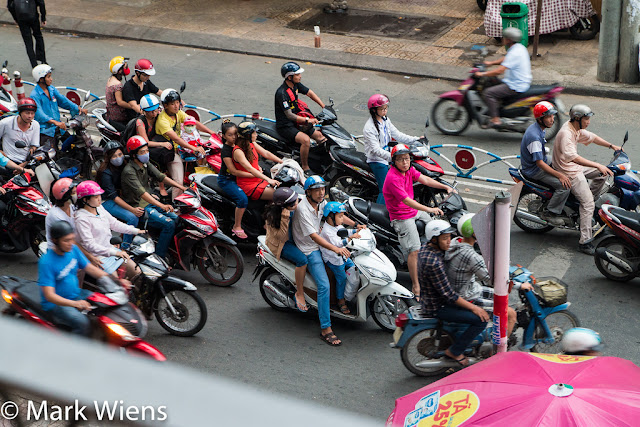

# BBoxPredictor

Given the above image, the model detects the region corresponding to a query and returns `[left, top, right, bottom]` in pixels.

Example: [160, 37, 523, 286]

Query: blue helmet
[323, 201, 346, 217]
[304, 175, 327, 190]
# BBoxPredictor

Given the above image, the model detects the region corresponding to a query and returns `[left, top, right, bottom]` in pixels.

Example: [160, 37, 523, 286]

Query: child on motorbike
[179, 115, 202, 162]
[319, 202, 361, 314]
[105, 56, 131, 132]
[363, 94, 419, 204]
[264, 186, 308, 312]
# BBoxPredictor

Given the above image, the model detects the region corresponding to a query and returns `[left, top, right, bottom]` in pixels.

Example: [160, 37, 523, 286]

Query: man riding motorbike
[475, 27, 531, 128]
[0, 98, 40, 167]
[552, 104, 621, 255]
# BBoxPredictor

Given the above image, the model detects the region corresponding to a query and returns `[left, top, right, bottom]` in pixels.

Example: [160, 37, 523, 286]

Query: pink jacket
[75, 206, 139, 257]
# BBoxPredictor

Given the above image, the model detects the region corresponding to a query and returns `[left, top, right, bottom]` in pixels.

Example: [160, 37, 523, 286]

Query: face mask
[71, 195, 78, 204]
[110, 156, 124, 167]
[184, 125, 196, 134]
[137, 153, 150, 164]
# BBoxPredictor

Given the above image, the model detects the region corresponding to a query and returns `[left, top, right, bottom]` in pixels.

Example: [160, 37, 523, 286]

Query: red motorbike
[0, 275, 166, 361]
[145, 184, 244, 287]
[0, 173, 50, 257]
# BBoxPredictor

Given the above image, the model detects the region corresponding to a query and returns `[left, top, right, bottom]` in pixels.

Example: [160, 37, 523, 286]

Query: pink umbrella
[387, 352, 640, 427]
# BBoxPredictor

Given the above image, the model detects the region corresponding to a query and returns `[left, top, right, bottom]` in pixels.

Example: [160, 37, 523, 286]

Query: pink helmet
[184, 115, 197, 126]
[76, 180, 104, 199]
[367, 94, 389, 110]
[51, 177, 75, 202]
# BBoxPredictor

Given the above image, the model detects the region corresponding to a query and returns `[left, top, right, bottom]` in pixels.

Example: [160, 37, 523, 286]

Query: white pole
[492, 191, 511, 353]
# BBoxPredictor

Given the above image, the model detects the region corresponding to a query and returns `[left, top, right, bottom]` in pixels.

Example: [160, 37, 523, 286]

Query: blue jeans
[280, 241, 308, 267]
[102, 199, 139, 245]
[144, 205, 179, 257]
[436, 304, 488, 356]
[326, 258, 355, 300]
[217, 174, 249, 209]
[368, 161, 388, 205]
[47, 289, 94, 336]
[306, 250, 332, 329]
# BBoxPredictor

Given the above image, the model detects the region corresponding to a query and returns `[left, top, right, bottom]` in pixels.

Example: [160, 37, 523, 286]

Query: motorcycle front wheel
[197, 241, 244, 286]
[431, 98, 471, 136]
[594, 236, 639, 282]
[155, 289, 208, 337]
[513, 189, 554, 234]
[400, 328, 454, 376]
[329, 173, 377, 202]
[370, 296, 414, 331]
[532, 310, 580, 354]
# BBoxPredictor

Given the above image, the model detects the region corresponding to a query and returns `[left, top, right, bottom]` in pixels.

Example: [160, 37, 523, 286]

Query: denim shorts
[217, 174, 249, 209]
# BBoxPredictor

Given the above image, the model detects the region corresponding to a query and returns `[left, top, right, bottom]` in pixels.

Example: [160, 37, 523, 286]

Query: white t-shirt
[501, 43, 532, 93]
[319, 223, 355, 266]
[291, 197, 326, 256]
[0, 116, 40, 163]
[45, 206, 75, 249]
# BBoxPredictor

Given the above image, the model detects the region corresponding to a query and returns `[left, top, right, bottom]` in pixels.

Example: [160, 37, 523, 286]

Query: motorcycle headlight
[139, 239, 156, 254]
[104, 289, 129, 305]
[361, 265, 392, 282]
[616, 162, 631, 171]
[411, 145, 430, 159]
[139, 263, 162, 280]
[190, 220, 214, 234]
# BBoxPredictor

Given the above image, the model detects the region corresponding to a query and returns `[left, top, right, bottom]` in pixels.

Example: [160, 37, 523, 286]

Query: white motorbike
[253, 228, 414, 331]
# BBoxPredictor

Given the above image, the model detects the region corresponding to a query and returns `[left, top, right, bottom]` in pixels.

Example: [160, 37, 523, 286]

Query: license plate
[393, 327, 403, 344]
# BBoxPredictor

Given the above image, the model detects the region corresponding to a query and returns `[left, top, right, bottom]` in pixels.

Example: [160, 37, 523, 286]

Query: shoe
[578, 242, 595, 255]
[540, 210, 564, 226]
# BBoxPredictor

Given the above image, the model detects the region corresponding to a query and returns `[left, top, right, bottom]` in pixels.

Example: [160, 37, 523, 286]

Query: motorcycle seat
[610, 207, 640, 233]
[330, 146, 371, 172]
[253, 119, 284, 141]
[201, 175, 265, 209]
[1, 276, 53, 321]
[353, 198, 390, 226]
[517, 168, 553, 191]
[504, 84, 559, 104]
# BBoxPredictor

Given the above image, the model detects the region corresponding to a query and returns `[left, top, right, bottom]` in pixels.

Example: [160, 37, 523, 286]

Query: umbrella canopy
[387, 352, 640, 427]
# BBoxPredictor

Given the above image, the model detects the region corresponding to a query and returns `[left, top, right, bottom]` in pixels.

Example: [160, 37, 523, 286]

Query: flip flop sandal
[293, 295, 309, 312]
[320, 332, 342, 346]
[337, 302, 351, 315]
[444, 353, 469, 367]
[231, 229, 248, 239]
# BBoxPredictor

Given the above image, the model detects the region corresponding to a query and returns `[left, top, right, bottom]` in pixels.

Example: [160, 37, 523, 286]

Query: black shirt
[122, 79, 160, 121]
[99, 167, 122, 201]
[219, 143, 233, 177]
[274, 81, 309, 129]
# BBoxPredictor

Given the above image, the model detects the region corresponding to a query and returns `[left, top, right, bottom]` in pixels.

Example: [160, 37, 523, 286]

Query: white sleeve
[104, 207, 139, 235]
[30, 122, 40, 147]
[75, 216, 113, 257]
[363, 120, 391, 162]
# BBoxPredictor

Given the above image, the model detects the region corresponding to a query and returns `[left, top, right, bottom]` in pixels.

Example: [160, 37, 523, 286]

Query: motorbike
[191, 163, 304, 242]
[0, 173, 50, 257]
[0, 275, 166, 361]
[392, 266, 579, 376]
[0, 61, 18, 121]
[431, 46, 566, 140]
[510, 132, 638, 234]
[253, 98, 357, 175]
[93, 107, 121, 146]
[55, 112, 103, 179]
[331, 189, 467, 272]
[594, 204, 640, 282]
[254, 228, 415, 331]
[143, 184, 244, 287]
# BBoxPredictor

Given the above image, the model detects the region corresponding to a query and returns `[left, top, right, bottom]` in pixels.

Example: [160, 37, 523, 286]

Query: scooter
[253, 228, 414, 331]
[392, 266, 579, 376]
[0, 61, 18, 121]
[254, 98, 357, 175]
[0, 275, 166, 361]
[143, 184, 244, 287]
[594, 204, 640, 282]
[431, 46, 566, 140]
[510, 132, 638, 234]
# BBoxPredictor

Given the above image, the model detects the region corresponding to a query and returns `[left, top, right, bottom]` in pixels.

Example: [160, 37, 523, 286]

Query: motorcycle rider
[120, 136, 186, 258]
[363, 94, 419, 204]
[291, 175, 362, 346]
[561, 327, 603, 356]
[105, 56, 131, 132]
[30, 64, 88, 149]
[38, 220, 115, 336]
[520, 101, 570, 226]
[0, 151, 35, 220]
[121, 58, 163, 121]
[0, 98, 40, 166]
[274, 61, 327, 176]
[475, 27, 531, 128]
[418, 220, 489, 367]
[552, 104, 621, 255]
[383, 144, 453, 298]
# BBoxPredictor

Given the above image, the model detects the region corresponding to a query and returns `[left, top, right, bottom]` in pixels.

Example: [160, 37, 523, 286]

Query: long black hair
[220, 119, 237, 145]
[369, 107, 381, 135]
[96, 146, 126, 186]
[264, 203, 285, 230]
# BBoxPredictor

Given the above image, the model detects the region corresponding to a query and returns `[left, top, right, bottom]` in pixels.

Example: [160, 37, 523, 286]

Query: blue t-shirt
[501, 43, 532, 93]
[520, 123, 547, 178]
[38, 245, 89, 311]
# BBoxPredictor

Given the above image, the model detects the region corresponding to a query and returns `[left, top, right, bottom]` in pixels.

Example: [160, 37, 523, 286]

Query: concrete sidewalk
[1, 0, 638, 99]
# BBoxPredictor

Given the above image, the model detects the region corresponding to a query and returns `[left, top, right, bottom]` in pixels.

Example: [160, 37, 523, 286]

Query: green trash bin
[500, 2, 529, 46]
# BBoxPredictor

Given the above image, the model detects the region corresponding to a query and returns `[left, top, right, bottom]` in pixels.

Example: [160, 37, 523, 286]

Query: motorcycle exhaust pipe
[262, 280, 297, 309]
[515, 211, 549, 226]
[595, 248, 635, 273]
[415, 357, 481, 368]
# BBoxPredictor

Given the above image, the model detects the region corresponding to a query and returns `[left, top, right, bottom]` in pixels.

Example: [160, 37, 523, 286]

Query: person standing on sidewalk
[552, 104, 621, 255]
[7, 0, 47, 68]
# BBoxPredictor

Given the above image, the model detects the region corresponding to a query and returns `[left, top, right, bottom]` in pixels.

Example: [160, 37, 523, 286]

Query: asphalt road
[1, 28, 640, 421]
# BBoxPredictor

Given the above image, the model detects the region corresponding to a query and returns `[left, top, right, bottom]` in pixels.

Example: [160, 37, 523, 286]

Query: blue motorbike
[392, 267, 580, 376]
[510, 132, 639, 234]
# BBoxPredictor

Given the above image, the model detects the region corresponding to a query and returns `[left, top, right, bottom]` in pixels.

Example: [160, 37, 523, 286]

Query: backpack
[120, 116, 144, 148]
[13, 0, 37, 22]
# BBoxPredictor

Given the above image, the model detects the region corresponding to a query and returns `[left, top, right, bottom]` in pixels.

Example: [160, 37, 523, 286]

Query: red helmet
[134, 58, 156, 76]
[533, 101, 557, 119]
[391, 143, 411, 159]
[367, 94, 389, 110]
[126, 135, 148, 153]
[76, 180, 104, 199]
[51, 178, 75, 202]
[18, 97, 37, 113]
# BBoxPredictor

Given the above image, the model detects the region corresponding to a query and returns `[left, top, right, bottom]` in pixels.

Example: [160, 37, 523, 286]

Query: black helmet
[104, 140, 122, 154]
[273, 187, 298, 207]
[50, 220, 74, 240]
[238, 121, 258, 139]
[281, 61, 304, 78]
[160, 88, 181, 105]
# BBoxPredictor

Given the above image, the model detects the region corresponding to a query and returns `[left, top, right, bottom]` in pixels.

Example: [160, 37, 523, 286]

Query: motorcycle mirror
[14, 140, 27, 149]
[424, 118, 430, 128]
[110, 236, 123, 246]
[84, 91, 91, 102]
[337, 228, 349, 239]
[2, 60, 7, 68]
[179, 81, 186, 94]
[329, 97, 334, 107]
[623, 131, 629, 146]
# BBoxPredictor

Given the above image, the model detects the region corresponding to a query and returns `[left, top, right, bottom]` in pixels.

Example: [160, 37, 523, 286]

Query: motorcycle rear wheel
[155, 289, 207, 337]
[329, 173, 377, 201]
[370, 296, 414, 331]
[532, 309, 580, 354]
[259, 268, 291, 312]
[594, 236, 639, 282]
[400, 328, 454, 377]
[197, 241, 244, 286]
[431, 98, 471, 136]
[513, 189, 554, 234]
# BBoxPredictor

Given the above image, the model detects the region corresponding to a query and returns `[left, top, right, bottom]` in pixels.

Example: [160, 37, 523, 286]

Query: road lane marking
[527, 244, 573, 279]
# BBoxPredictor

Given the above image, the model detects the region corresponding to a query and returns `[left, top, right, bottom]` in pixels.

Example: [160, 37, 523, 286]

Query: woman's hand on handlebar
[268, 178, 280, 188]
[116, 250, 131, 261]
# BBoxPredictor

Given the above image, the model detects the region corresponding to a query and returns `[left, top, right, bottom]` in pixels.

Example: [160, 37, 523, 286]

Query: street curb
[3, 11, 639, 100]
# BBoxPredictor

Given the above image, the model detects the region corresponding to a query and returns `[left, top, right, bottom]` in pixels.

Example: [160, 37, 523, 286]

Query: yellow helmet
[108, 56, 129, 75]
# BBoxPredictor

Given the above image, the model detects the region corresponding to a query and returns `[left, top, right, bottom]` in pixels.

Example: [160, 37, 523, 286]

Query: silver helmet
[569, 104, 594, 121]
[502, 27, 523, 43]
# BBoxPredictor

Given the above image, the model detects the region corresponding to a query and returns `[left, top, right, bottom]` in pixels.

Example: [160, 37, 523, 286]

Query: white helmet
[140, 94, 160, 112]
[32, 64, 52, 82]
[562, 328, 603, 355]
[425, 219, 456, 241]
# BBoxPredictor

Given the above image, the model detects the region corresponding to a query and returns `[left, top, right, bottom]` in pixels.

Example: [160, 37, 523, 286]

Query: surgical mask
[71, 195, 78, 204]
[110, 156, 124, 167]
[137, 153, 150, 164]
[184, 125, 196, 134]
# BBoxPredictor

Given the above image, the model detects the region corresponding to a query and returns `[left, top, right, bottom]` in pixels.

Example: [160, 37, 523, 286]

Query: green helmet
[457, 213, 475, 238]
